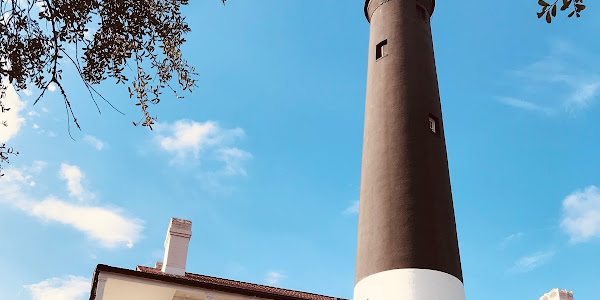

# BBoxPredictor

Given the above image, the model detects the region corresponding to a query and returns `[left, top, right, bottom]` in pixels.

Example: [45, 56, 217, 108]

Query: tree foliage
[538, 0, 586, 23]
[0, 0, 231, 176]
[1, 0, 199, 131]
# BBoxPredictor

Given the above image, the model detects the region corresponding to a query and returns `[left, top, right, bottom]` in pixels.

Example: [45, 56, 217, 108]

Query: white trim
[353, 268, 465, 300]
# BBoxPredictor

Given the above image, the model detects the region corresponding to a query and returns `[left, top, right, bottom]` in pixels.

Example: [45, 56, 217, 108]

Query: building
[354, 0, 465, 299]
[88, 218, 346, 300]
[540, 289, 574, 300]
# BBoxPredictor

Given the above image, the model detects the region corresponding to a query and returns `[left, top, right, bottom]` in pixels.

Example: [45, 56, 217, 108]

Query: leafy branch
[538, 0, 586, 23]
[1, 0, 201, 132]
[0, 143, 18, 178]
[1, 0, 216, 177]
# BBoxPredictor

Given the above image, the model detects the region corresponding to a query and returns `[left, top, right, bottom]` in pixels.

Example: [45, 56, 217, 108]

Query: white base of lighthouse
[354, 268, 465, 300]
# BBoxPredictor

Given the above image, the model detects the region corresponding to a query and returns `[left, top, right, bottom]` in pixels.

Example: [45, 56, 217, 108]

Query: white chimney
[161, 218, 192, 276]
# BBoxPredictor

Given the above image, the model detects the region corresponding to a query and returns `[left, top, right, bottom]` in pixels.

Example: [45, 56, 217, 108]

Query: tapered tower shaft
[354, 0, 465, 299]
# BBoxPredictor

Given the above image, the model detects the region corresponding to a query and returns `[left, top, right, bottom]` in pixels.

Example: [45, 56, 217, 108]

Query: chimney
[161, 218, 192, 276]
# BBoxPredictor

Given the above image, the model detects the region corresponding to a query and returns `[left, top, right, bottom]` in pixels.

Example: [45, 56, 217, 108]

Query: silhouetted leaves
[538, 0, 585, 22]
[0, 0, 229, 177]
[0, 0, 205, 132]
[0, 143, 19, 178]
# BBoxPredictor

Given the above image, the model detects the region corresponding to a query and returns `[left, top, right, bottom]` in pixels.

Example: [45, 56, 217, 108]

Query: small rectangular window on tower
[429, 114, 440, 135]
[376, 39, 387, 60]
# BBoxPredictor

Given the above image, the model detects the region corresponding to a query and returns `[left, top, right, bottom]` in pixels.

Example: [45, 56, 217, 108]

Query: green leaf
[538, 0, 550, 5]
[568, 10, 575, 17]
[575, 4, 586, 10]
[561, 0, 572, 10]
[546, 11, 552, 23]
[552, 5, 557, 16]
[537, 11, 545, 18]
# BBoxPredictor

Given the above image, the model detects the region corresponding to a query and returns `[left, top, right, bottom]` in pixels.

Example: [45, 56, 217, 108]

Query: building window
[429, 114, 440, 135]
[376, 39, 387, 60]
[416, 4, 428, 22]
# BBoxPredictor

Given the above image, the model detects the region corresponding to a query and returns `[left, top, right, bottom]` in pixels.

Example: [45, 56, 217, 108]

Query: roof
[89, 264, 347, 300]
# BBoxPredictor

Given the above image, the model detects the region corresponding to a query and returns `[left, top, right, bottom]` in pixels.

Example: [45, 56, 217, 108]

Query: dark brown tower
[354, 0, 465, 299]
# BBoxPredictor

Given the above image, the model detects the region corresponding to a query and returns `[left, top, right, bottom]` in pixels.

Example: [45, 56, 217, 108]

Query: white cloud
[30, 197, 142, 248]
[158, 120, 243, 160]
[59, 163, 93, 201]
[265, 271, 286, 286]
[218, 147, 252, 176]
[568, 81, 600, 111]
[508, 251, 555, 273]
[28, 110, 40, 117]
[0, 81, 26, 143]
[25, 275, 89, 300]
[0, 164, 143, 248]
[501, 232, 524, 248]
[497, 97, 553, 115]
[47, 83, 56, 92]
[501, 40, 600, 114]
[156, 120, 252, 175]
[158, 120, 219, 158]
[343, 200, 359, 215]
[560, 185, 600, 243]
[83, 134, 105, 151]
[22, 89, 33, 96]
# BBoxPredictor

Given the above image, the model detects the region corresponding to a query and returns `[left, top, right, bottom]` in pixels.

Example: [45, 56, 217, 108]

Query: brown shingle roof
[135, 266, 347, 300]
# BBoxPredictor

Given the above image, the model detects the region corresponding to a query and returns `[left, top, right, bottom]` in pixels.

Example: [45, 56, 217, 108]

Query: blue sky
[1, 1, 600, 299]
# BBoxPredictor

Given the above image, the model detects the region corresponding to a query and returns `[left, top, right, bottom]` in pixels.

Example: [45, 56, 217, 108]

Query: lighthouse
[354, 0, 465, 299]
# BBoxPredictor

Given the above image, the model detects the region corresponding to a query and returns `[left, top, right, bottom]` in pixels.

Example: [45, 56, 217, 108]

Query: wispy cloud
[156, 120, 252, 176]
[265, 271, 286, 286]
[500, 40, 600, 114]
[218, 147, 252, 176]
[501, 232, 524, 248]
[0, 164, 143, 248]
[47, 82, 56, 92]
[30, 198, 142, 248]
[59, 163, 94, 201]
[157, 120, 243, 160]
[343, 200, 359, 215]
[497, 97, 554, 115]
[83, 134, 105, 151]
[25, 275, 89, 300]
[560, 185, 600, 243]
[508, 250, 555, 273]
[0, 81, 26, 143]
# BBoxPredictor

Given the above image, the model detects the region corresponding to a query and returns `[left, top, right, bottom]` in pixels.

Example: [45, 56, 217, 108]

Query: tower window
[429, 114, 440, 135]
[375, 39, 387, 60]
[416, 4, 428, 22]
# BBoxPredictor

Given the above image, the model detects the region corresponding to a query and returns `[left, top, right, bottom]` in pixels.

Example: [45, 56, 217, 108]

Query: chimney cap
[169, 217, 192, 230]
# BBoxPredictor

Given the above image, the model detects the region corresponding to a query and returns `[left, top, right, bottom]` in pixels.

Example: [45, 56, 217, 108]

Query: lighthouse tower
[354, 1, 465, 300]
